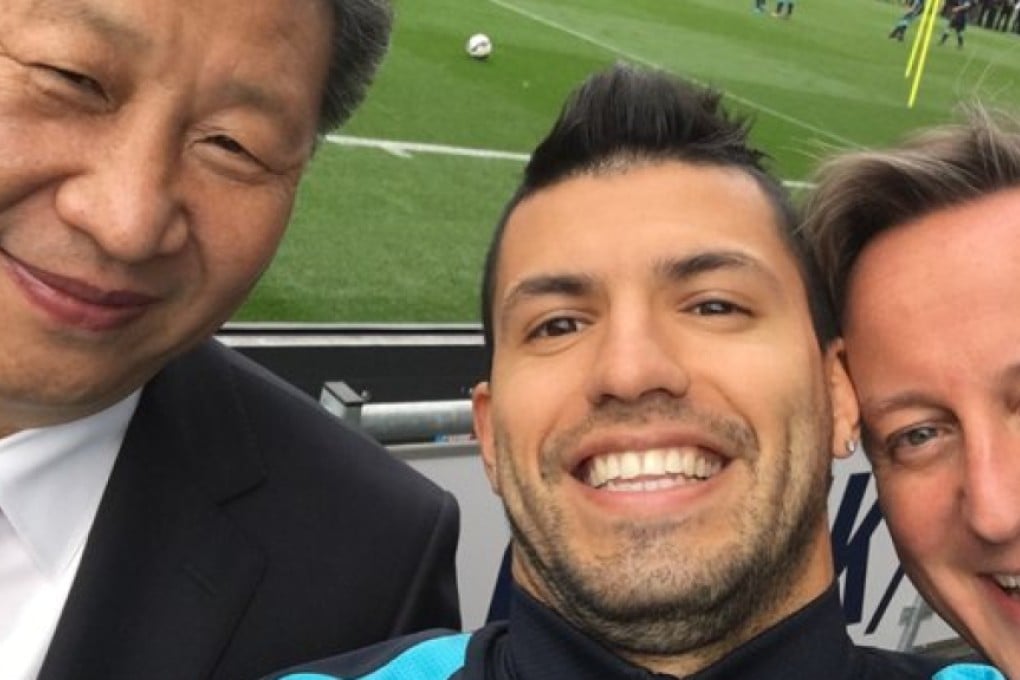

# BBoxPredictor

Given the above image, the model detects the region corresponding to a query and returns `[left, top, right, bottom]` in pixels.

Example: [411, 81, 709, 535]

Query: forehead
[844, 188, 1020, 381]
[11, 0, 330, 44]
[495, 162, 799, 299]
[7, 0, 332, 137]
[847, 188, 1020, 319]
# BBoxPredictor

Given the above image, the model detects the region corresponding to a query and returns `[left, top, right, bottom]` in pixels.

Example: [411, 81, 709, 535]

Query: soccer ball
[466, 33, 492, 60]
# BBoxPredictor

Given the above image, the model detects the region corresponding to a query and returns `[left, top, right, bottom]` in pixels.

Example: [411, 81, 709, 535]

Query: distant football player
[774, 0, 796, 18]
[889, 0, 925, 41]
[939, 0, 973, 47]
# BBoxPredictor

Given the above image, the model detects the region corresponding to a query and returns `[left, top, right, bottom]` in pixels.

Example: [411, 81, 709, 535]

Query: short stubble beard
[497, 396, 832, 662]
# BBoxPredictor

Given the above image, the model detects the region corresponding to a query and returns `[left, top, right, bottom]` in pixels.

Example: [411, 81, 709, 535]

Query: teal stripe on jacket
[278, 633, 471, 680]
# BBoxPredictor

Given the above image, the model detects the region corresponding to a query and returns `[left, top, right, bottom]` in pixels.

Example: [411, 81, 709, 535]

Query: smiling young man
[802, 113, 1020, 679]
[0, 1, 459, 678]
[266, 65, 975, 680]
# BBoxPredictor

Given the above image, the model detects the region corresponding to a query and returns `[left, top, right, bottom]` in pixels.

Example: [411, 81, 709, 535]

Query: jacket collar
[39, 341, 267, 680]
[501, 584, 854, 680]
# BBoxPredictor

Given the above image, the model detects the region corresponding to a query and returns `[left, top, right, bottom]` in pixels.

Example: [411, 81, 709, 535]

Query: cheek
[0, 122, 74, 209]
[875, 470, 950, 561]
[713, 344, 825, 430]
[489, 414, 547, 527]
[488, 366, 591, 495]
[491, 399, 551, 486]
[191, 198, 290, 296]
[493, 359, 587, 439]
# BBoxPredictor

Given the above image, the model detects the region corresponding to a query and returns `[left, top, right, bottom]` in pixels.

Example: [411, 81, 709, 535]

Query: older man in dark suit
[0, 1, 459, 678]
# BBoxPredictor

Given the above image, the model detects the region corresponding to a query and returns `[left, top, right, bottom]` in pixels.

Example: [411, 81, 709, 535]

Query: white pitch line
[325, 134, 816, 188]
[325, 134, 531, 161]
[487, 0, 861, 150]
[784, 180, 815, 190]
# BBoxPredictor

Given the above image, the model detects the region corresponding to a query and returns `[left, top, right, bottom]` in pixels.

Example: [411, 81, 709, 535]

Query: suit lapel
[40, 342, 268, 680]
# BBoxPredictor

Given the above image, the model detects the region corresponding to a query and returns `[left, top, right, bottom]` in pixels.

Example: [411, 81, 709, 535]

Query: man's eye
[528, 317, 583, 340]
[40, 65, 106, 99]
[193, 131, 276, 181]
[896, 425, 938, 447]
[29, 63, 109, 108]
[885, 425, 946, 461]
[690, 300, 742, 316]
[206, 134, 254, 159]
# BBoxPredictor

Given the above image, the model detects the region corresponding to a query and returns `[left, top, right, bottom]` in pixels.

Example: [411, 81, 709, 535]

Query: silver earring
[845, 439, 857, 454]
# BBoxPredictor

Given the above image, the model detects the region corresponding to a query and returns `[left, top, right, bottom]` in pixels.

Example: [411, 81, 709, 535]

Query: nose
[55, 115, 188, 263]
[961, 420, 1020, 545]
[585, 305, 690, 406]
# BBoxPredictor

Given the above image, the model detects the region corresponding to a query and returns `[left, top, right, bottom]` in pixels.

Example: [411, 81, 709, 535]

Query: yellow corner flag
[906, 0, 941, 108]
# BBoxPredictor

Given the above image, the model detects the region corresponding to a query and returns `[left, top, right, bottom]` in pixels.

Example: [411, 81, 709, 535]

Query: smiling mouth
[576, 447, 725, 492]
[993, 573, 1020, 598]
[2, 247, 157, 331]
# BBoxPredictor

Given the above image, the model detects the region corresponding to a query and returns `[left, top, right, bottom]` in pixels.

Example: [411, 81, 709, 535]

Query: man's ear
[826, 339, 861, 460]
[472, 381, 501, 494]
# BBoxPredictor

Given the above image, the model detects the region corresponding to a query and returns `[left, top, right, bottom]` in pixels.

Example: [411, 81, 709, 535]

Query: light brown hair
[801, 109, 1020, 318]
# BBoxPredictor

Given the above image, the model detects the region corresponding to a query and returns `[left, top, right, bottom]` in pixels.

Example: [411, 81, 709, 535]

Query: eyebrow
[220, 81, 289, 119]
[498, 249, 780, 327]
[861, 362, 1020, 421]
[500, 273, 595, 329]
[218, 82, 314, 160]
[655, 250, 776, 285]
[859, 390, 937, 422]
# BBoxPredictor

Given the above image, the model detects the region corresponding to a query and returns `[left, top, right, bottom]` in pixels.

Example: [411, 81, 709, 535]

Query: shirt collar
[507, 587, 671, 679]
[0, 392, 141, 578]
[504, 584, 853, 680]
[684, 584, 853, 679]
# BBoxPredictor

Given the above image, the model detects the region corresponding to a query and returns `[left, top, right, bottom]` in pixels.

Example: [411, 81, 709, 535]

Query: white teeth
[584, 447, 724, 490]
[620, 452, 641, 479]
[642, 450, 666, 476]
[665, 449, 682, 474]
[607, 479, 644, 492]
[606, 477, 681, 492]
[605, 455, 620, 480]
[993, 574, 1020, 590]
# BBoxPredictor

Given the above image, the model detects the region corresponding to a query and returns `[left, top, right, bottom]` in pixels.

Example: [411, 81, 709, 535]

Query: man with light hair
[802, 110, 1020, 678]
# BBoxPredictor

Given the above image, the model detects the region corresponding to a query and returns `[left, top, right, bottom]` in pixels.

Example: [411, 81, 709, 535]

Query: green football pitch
[234, 0, 1020, 323]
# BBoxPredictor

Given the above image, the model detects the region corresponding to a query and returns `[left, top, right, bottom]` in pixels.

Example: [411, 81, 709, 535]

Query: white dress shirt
[0, 392, 140, 680]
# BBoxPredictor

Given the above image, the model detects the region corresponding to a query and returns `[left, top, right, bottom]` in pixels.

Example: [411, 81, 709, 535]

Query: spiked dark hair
[479, 63, 835, 375]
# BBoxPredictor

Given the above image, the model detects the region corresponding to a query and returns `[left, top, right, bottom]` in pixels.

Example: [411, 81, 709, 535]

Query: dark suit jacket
[37, 340, 461, 680]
